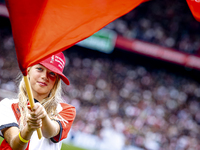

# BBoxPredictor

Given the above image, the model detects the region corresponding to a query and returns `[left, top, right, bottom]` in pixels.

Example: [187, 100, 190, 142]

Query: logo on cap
[50, 55, 54, 63]
[191, 0, 200, 2]
[55, 55, 64, 70]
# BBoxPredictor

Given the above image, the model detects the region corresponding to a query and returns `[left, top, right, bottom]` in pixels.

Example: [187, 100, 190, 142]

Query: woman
[0, 52, 76, 150]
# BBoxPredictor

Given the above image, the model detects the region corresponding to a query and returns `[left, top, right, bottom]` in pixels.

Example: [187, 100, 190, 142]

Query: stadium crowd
[63, 47, 200, 150]
[104, 0, 200, 55]
[1, 0, 200, 149]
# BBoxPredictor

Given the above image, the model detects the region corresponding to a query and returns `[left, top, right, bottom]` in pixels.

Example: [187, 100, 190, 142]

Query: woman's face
[28, 64, 58, 101]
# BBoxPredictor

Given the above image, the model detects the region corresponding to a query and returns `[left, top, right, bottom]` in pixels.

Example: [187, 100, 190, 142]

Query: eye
[36, 67, 43, 71]
[49, 72, 56, 77]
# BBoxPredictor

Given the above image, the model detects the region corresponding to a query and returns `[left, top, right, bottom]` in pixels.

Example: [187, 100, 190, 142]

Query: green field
[0, 137, 3, 144]
[61, 143, 87, 150]
[0, 136, 86, 150]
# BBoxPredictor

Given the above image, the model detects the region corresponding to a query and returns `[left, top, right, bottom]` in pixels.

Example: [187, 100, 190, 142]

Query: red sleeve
[51, 103, 76, 143]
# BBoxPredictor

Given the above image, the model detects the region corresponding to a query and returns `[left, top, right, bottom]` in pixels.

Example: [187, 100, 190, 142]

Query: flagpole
[24, 76, 42, 139]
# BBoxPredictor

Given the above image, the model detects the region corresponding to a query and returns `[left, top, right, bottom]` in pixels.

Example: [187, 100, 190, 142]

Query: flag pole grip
[23, 76, 42, 139]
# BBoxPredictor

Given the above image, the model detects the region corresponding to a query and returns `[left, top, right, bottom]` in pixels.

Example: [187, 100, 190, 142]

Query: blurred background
[1, 0, 200, 150]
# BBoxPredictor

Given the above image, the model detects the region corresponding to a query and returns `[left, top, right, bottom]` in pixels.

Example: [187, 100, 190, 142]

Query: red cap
[40, 52, 70, 85]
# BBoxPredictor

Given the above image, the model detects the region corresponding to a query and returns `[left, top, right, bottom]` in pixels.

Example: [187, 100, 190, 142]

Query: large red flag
[5, 0, 147, 76]
[186, 0, 200, 22]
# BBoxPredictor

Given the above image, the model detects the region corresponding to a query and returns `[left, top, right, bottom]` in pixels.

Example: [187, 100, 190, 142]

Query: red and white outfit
[0, 98, 76, 150]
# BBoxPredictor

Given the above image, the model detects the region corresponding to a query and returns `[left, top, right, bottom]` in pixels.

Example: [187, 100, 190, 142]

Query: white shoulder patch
[56, 103, 63, 113]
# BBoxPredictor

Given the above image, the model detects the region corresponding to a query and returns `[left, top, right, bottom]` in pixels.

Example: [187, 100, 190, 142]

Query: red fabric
[0, 139, 30, 150]
[186, 0, 200, 22]
[0, 140, 13, 150]
[52, 103, 76, 142]
[5, 0, 146, 75]
[11, 103, 21, 123]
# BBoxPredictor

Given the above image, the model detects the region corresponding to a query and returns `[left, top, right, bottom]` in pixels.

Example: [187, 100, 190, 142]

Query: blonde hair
[18, 66, 63, 130]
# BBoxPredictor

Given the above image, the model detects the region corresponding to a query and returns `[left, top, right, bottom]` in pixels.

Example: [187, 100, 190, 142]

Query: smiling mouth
[38, 82, 47, 86]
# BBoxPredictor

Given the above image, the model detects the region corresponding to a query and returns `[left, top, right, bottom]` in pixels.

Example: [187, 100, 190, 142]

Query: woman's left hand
[27, 103, 47, 120]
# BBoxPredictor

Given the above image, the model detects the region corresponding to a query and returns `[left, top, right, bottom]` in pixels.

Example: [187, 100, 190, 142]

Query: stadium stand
[104, 0, 200, 55]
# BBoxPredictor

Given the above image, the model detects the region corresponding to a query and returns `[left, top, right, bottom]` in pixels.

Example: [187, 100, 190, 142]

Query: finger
[34, 106, 47, 119]
[34, 105, 43, 115]
[27, 123, 42, 129]
[27, 115, 38, 122]
[29, 104, 42, 117]
[29, 111, 38, 118]
[27, 118, 42, 124]
[31, 104, 39, 111]
[37, 112, 46, 120]
[28, 116, 38, 121]
[27, 118, 42, 127]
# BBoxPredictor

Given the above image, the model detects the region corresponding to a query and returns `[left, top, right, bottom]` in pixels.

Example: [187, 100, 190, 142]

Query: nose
[41, 70, 48, 81]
